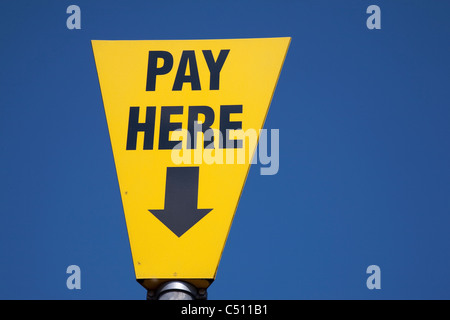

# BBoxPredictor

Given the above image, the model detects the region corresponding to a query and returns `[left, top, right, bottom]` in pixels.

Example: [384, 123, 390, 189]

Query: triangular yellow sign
[92, 38, 290, 290]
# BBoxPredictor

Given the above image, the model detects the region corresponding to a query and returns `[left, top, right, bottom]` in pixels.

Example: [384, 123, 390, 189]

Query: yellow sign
[92, 38, 290, 290]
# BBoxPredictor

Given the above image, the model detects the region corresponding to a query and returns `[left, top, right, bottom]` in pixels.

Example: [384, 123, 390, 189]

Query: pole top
[147, 280, 207, 300]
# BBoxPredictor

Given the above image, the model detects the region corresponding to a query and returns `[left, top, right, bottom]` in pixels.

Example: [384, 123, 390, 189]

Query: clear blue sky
[1, 0, 450, 299]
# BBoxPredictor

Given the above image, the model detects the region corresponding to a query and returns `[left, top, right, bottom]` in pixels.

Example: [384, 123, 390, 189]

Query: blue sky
[1, 0, 450, 299]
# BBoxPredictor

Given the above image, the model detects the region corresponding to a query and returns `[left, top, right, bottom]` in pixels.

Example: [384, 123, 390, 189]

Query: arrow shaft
[164, 167, 200, 209]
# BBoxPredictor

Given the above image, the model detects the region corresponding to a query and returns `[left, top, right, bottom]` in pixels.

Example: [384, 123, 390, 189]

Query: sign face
[92, 38, 290, 289]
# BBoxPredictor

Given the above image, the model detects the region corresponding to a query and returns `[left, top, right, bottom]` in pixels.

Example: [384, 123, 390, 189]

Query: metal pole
[147, 281, 207, 300]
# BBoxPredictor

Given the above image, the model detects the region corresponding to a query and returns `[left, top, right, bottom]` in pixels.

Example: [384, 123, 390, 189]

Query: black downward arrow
[149, 167, 213, 237]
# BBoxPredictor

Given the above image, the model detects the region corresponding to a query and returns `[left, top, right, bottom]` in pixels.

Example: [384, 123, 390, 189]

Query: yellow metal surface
[92, 38, 290, 283]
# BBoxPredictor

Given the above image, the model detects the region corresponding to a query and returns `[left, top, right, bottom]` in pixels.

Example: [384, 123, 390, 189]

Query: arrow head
[149, 208, 212, 237]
